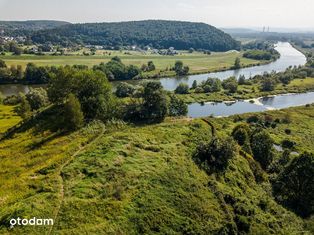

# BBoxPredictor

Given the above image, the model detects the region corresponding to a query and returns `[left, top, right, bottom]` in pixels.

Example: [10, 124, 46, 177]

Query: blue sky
[0, 0, 313, 29]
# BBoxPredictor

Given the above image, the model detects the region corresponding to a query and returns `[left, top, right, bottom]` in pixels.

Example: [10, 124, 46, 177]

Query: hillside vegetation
[30, 20, 240, 51]
[0, 20, 70, 36]
[0, 104, 313, 234]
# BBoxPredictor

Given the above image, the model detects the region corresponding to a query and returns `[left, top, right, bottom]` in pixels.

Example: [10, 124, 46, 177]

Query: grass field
[0, 103, 313, 234]
[0, 50, 265, 76]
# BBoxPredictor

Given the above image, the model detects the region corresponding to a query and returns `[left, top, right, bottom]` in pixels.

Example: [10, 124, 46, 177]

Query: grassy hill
[0, 104, 313, 234]
[30, 20, 240, 51]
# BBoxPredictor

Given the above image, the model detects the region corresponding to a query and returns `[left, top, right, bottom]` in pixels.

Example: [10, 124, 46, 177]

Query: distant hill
[0, 20, 70, 35]
[30, 20, 240, 51]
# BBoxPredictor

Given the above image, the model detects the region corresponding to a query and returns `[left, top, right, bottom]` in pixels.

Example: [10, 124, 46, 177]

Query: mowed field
[0, 50, 264, 74]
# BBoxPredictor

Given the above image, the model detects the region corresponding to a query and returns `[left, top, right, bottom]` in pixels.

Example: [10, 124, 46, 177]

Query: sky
[0, 0, 313, 29]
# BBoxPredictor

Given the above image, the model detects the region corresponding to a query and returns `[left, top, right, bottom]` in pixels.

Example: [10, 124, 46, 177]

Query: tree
[16, 94, 31, 119]
[238, 75, 246, 85]
[273, 152, 314, 217]
[24, 63, 50, 83]
[261, 77, 276, 91]
[147, 61, 155, 71]
[142, 81, 167, 122]
[175, 83, 189, 94]
[192, 80, 198, 89]
[234, 57, 241, 69]
[63, 93, 84, 131]
[174, 61, 189, 76]
[222, 76, 238, 93]
[250, 129, 274, 170]
[115, 82, 136, 98]
[168, 95, 188, 116]
[26, 88, 49, 110]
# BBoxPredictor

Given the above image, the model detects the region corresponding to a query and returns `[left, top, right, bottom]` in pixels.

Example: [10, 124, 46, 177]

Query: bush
[115, 82, 136, 98]
[273, 152, 314, 217]
[250, 129, 274, 170]
[25, 88, 49, 110]
[168, 95, 188, 117]
[174, 61, 189, 76]
[175, 83, 189, 94]
[63, 94, 84, 131]
[222, 76, 238, 93]
[261, 77, 276, 91]
[194, 137, 237, 174]
[3, 95, 21, 105]
[281, 139, 296, 149]
[194, 87, 204, 93]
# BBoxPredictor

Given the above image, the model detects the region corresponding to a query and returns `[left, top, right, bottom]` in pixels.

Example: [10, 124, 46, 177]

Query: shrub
[25, 88, 49, 110]
[194, 137, 237, 174]
[63, 93, 84, 131]
[175, 83, 189, 94]
[250, 129, 274, 170]
[168, 95, 188, 117]
[281, 139, 296, 149]
[194, 87, 204, 93]
[115, 82, 136, 98]
[222, 76, 238, 93]
[273, 152, 314, 217]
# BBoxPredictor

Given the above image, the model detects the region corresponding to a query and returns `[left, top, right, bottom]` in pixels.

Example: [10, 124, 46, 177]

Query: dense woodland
[30, 20, 240, 51]
[0, 20, 70, 36]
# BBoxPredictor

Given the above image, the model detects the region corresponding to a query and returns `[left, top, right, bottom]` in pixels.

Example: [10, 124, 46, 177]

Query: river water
[188, 92, 314, 118]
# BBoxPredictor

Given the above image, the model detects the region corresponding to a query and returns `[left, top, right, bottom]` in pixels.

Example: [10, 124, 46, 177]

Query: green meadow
[0, 103, 313, 234]
[0, 50, 264, 77]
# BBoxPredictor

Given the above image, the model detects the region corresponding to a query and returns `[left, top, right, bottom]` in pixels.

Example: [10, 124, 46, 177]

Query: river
[188, 92, 314, 118]
[0, 42, 312, 118]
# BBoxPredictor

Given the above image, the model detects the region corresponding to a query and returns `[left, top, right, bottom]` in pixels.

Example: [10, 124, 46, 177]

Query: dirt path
[47, 126, 105, 235]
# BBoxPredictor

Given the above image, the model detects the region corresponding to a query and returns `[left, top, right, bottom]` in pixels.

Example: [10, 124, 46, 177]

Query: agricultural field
[0, 50, 265, 77]
[0, 102, 313, 234]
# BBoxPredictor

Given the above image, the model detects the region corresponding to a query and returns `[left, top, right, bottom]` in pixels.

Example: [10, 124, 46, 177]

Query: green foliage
[273, 152, 314, 218]
[168, 95, 188, 117]
[115, 82, 136, 98]
[222, 76, 238, 93]
[243, 50, 275, 60]
[250, 129, 274, 170]
[175, 82, 189, 94]
[93, 57, 141, 81]
[15, 95, 31, 119]
[194, 137, 238, 174]
[232, 124, 252, 154]
[234, 57, 241, 69]
[174, 61, 189, 76]
[63, 94, 84, 131]
[24, 63, 51, 84]
[192, 80, 198, 89]
[31, 20, 240, 51]
[142, 81, 168, 122]
[25, 88, 49, 110]
[261, 77, 276, 91]
[48, 67, 118, 121]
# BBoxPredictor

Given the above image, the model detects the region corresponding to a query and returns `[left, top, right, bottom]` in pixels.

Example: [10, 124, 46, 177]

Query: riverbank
[176, 77, 314, 104]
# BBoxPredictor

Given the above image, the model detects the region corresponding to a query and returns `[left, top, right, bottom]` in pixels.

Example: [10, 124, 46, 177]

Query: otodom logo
[9, 217, 54, 228]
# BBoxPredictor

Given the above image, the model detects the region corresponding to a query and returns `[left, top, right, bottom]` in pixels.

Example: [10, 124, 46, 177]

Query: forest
[30, 20, 241, 51]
